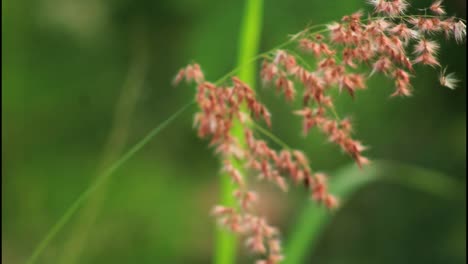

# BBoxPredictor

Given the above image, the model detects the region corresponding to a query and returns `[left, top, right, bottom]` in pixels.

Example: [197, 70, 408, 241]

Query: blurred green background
[2, 0, 466, 263]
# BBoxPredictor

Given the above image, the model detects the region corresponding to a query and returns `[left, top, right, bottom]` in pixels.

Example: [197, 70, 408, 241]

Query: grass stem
[214, 1, 263, 264]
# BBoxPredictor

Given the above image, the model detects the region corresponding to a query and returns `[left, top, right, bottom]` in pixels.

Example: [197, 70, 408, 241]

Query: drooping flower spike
[174, 1, 465, 263]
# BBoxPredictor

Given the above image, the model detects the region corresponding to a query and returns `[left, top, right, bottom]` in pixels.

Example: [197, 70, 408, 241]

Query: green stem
[215, 1, 263, 264]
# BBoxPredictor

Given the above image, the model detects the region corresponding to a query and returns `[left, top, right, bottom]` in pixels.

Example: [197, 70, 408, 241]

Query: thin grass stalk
[58, 25, 149, 264]
[25, 101, 194, 264]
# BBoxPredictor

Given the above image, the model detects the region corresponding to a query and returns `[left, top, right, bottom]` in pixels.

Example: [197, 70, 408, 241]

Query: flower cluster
[174, 0, 465, 263]
[174, 63, 338, 262]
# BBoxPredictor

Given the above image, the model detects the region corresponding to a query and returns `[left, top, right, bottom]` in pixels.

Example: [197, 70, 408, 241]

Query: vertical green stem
[215, 0, 263, 264]
[237, 0, 264, 84]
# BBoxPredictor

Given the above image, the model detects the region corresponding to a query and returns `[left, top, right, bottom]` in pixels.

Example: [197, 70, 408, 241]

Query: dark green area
[2, 0, 466, 263]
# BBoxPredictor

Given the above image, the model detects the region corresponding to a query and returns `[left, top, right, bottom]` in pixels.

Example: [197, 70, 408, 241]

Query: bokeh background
[2, 0, 466, 263]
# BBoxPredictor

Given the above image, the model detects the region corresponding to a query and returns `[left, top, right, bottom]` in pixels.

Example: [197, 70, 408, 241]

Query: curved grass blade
[283, 160, 462, 264]
[26, 101, 195, 264]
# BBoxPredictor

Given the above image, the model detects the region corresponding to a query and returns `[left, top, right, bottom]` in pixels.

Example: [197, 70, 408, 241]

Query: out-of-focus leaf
[283, 160, 462, 264]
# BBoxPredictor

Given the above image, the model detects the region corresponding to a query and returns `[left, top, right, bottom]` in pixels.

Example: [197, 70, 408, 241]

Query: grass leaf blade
[284, 160, 461, 264]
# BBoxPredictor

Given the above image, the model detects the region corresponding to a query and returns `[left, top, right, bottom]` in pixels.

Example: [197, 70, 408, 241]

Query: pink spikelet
[430, 0, 446, 16]
[173, 0, 465, 262]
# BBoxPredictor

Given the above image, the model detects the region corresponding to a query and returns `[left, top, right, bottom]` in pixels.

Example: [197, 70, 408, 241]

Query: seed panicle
[173, 1, 465, 263]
